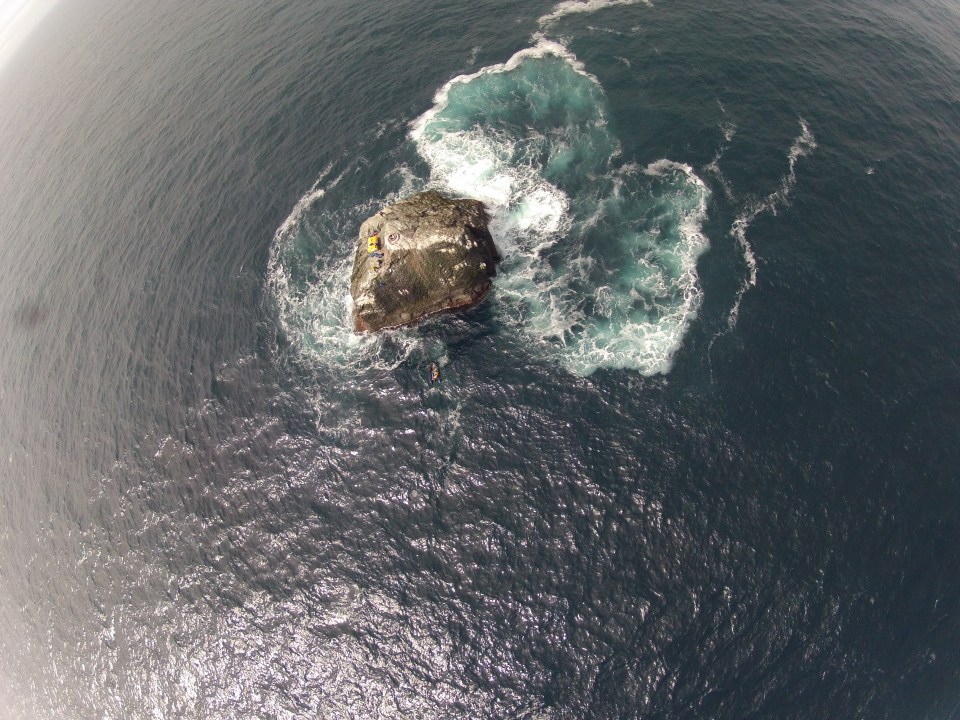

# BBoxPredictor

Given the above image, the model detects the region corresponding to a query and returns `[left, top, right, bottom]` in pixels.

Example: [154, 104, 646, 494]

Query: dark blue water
[1, 0, 959, 717]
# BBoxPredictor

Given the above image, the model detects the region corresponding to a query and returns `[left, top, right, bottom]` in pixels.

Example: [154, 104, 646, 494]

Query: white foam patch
[563, 161, 710, 375]
[392, 163, 420, 198]
[410, 39, 595, 148]
[266, 169, 443, 376]
[268, 246, 442, 376]
[538, 0, 651, 28]
[721, 120, 737, 143]
[704, 118, 738, 204]
[727, 118, 816, 326]
[272, 161, 347, 239]
[409, 38, 581, 242]
[409, 37, 712, 377]
[273, 187, 326, 243]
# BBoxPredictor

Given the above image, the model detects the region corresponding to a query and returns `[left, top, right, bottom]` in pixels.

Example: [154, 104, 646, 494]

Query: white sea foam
[272, 187, 328, 243]
[538, 0, 651, 28]
[410, 39, 594, 147]
[721, 120, 737, 143]
[643, 158, 697, 180]
[493, 159, 709, 376]
[577, 160, 710, 375]
[266, 166, 442, 375]
[705, 155, 735, 203]
[269, 161, 342, 240]
[727, 118, 816, 326]
[704, 118, 738, 203]
[409, 38, 581, 239]
[408, 36, 712, 376]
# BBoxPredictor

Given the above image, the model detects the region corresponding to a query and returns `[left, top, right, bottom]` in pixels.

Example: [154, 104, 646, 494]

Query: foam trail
[721, 120, 736, 143]
[273, 188, 326, 243]
[704, 117, 738, 202]
[539, 0, 650, 28]
[727, 118, 816, 326]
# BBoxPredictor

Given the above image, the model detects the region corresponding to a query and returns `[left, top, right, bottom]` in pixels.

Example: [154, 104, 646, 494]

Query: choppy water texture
[1, 0, 959, 718]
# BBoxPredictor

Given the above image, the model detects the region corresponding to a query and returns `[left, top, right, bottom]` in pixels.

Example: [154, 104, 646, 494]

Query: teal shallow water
[0, 0, 958, 718]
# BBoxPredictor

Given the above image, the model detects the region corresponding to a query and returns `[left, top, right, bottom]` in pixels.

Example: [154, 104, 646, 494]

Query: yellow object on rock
[367, 234, 381, 253]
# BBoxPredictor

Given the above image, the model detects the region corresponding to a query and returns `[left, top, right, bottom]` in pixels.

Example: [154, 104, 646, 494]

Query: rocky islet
[350, 190, 501, 332]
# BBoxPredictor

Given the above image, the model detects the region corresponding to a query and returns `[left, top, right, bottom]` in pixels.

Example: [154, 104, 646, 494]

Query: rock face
[350, 191, 500, 332]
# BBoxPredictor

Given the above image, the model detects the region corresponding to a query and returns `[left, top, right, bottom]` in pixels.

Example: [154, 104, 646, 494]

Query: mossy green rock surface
[350, 191, 500, 332]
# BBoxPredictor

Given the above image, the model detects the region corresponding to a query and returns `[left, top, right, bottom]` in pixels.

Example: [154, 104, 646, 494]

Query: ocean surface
[1, 0, 959, 717]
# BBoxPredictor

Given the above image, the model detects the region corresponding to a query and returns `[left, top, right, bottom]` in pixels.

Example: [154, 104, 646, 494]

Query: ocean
[0, 0, 958, 717]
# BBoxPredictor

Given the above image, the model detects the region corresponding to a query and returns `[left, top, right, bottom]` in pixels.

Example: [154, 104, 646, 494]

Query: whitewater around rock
[268, 0, 720, 377]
